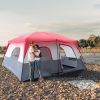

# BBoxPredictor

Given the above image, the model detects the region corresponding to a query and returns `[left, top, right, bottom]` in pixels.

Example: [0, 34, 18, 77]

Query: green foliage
[0, 46, 6, 54]
[78, 39, 88, 48]
[95, 36, 100, 47]
[78, 35, 100, 48]
[89, 41, 95, 48]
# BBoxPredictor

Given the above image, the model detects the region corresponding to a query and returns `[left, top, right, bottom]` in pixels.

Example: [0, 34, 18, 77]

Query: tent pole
[56, 40, 61, 75]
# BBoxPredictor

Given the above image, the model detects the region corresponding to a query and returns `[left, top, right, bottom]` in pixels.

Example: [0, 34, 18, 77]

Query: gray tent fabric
[2, 56, 23, 81]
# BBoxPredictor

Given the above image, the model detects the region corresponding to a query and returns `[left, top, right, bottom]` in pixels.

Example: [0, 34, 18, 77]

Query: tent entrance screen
[60, 45, 77, 70]
[40, 47, 52, 60]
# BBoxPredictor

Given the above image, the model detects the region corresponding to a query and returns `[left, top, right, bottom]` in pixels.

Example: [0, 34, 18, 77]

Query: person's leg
[29, 61, 34, 81]
[29, 61, 35, 81]
[33, 60, 37, 80]
[29, 62, 32, 82]
[36, 60, 44, 81]
[31, 61, 35, 81]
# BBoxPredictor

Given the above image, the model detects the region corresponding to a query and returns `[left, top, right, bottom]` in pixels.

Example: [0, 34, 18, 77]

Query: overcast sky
[0, 0, 100, 45]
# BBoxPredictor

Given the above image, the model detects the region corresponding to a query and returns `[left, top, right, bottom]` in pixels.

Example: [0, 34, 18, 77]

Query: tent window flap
[11, 47, 20, 60]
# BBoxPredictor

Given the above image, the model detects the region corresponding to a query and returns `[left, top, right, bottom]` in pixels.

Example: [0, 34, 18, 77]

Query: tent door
[60, 45, 77, 71]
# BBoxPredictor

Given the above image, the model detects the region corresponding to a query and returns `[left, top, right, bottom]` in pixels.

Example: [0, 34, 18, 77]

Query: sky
[0, 0, 100, 45]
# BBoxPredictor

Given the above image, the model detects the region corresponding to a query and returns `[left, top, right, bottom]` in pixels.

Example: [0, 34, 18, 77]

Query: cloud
[22, 21, 100, 41]
[1, 20, 100, 46]
[94, 4, 100, 9]
[28, 21, 100, 33]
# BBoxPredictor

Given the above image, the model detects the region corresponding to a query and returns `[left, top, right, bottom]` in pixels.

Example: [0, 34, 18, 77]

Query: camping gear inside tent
[2, 32, 85, 81]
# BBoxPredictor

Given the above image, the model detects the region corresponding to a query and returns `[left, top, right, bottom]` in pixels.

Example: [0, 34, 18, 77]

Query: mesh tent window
[40, 47, 52, 60]
[11, 47, 20, 60]
[60, 45, 76, 58]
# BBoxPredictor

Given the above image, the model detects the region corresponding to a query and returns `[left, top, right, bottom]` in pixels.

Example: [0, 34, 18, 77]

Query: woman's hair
[34, 44, 40, 49]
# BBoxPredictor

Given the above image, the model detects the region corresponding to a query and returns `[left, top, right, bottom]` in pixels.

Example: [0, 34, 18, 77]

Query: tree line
[78, 34, 100, 48]
[0, 46, 5, 54]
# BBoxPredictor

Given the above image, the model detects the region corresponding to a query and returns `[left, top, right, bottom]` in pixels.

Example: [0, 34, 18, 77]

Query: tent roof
[8, 32, 77, 44]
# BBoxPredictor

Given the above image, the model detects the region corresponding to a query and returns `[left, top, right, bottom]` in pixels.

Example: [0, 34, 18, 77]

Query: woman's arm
[34, 50, 40, 57]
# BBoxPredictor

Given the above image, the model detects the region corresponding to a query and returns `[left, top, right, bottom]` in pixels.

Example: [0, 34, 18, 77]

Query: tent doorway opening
[40, 47, 52, 60]
[60, 45, 77, 71]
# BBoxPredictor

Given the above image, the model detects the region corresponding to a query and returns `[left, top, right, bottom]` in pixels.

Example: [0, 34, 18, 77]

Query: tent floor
[23, 69, 85, 82]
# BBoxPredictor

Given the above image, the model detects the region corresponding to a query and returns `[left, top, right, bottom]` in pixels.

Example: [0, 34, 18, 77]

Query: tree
[89, 41, 95, 48]
[78, 39, 88, 48]
[0, 46, 6, 54]
[95, 36, 100, 44]
[79, 35, 100, 48]
[0, 46, 2, 53]
[86, 40, 91, 47]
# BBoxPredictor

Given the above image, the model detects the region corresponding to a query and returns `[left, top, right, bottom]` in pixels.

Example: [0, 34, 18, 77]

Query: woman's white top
[28, 46, 35, 61]
[28, 46, 40, 61]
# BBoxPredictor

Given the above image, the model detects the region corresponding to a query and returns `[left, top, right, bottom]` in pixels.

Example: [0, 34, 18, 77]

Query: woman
[34, 44, 44, 81]
[28, 43, 35, 81]
[28, 43, 43, 81]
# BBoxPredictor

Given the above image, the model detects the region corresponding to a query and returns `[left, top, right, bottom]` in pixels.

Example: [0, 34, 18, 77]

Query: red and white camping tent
[3, 32, 85, 81]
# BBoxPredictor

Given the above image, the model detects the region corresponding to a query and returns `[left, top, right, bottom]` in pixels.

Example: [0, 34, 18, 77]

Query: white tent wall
[22, 42, 59, 81]
[5, 43, 25, 63]
[71, 44, 81, 59]
[59, 43, 81, 59]
[60, 45, 76, 58]
[2, 43, 25, 80]
[24, 42, 58, 63]
[24, 42, 81, 62]
[37, 42, 58, 60]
